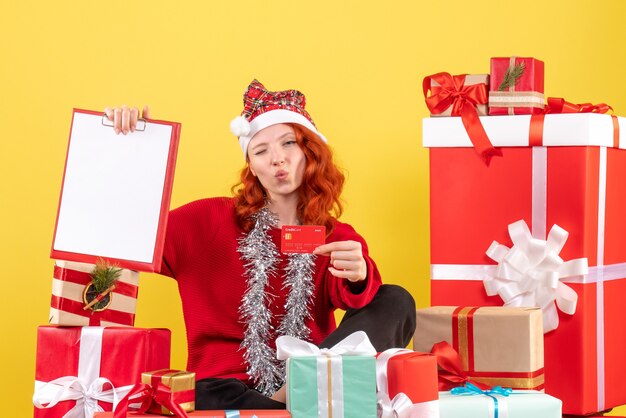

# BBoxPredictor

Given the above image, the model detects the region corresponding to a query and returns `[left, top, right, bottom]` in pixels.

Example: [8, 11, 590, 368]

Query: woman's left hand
[313, 240, 367, 282]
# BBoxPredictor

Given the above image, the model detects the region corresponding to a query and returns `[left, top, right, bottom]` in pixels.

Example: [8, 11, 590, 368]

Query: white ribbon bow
[32, 376, 134, 418]
[377, 349, 412, 418]
[376, 349, 440, 418]
[377, 391, 415, 418]
[276, 330, 377, 359]
[484, 220, 588, 333]
[32, 327, 134, 418]
[277, 331, 376, 418]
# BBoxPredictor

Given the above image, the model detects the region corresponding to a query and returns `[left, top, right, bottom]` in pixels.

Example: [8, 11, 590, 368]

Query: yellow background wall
[2, 0, 625, 416]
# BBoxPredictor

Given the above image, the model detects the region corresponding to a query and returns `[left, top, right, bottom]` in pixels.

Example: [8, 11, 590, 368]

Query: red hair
[232, 124, 345, 234]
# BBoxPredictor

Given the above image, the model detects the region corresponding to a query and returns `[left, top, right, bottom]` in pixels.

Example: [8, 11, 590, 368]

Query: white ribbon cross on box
[33, 327, 135, 418]
[430, 146, 626, 411]
[276, 330, 376, 418]
[375, 348, 439, 418]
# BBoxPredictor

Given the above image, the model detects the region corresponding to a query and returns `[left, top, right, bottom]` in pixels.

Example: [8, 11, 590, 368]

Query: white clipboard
[51, 109, 181, 272]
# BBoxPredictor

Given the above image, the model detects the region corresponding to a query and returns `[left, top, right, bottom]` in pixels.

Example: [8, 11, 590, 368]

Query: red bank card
[281, 225, 326, 254]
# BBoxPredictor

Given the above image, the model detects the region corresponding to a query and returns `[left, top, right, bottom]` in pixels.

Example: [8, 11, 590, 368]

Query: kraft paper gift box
[276, 331, 377, 418]
[423, 72, 499, 166]
[488, 56, 544, 115]
[49, 260, 140, 326]
[141, 369, 196, 416]
[428, 74, 489, 117]
[376, 349, 440, 418]
[33, 326, 170, 418]
[438, 387, 561, 418]
[423, 112, 626, 415]
[95, 411, 291, 417]
[413, 306, 544, 391]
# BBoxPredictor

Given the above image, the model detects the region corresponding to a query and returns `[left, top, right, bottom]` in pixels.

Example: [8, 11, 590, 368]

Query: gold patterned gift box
[413, 306, 544, 390]
[142, 369, 196, 415]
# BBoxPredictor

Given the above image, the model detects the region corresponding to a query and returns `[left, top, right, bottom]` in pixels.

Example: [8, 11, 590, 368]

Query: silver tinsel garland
[276, 253, 316, 340]
[237, 207, 316, 396]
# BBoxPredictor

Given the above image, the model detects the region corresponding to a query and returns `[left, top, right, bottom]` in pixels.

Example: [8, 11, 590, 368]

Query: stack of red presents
[418, 56, 626, 417]
[32, 56, 626, 418]
[33, 259, 295, 417]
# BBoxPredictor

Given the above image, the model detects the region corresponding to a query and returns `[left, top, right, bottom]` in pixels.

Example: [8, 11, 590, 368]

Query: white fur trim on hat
[233, 109, 327, 160]
[230, 115, 251, 137]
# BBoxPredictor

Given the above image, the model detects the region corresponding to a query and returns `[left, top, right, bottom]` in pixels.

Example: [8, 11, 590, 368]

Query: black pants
[195, 284, 416, 410]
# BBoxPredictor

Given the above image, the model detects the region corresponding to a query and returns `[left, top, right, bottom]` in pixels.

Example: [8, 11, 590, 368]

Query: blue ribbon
[224, 412, 260, 418]
[224, 412, 259, 418]
[451, 383, 513, 418]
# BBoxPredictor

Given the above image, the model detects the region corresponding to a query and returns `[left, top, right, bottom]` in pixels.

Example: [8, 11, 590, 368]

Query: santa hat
[230, 79, 327, 159]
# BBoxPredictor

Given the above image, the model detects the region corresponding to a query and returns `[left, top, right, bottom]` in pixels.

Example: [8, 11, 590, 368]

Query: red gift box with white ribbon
[376, 349, 439, 418]
[49, 260, 140, 327]
[423, 112, 626, 415]
[33, 326, 170, 418]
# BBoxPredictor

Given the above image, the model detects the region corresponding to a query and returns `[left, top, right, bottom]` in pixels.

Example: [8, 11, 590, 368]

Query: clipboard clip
[102, 114, 147, 131]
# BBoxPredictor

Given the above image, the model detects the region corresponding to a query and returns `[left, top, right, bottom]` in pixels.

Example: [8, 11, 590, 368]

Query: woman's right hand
[103, 105, 151, 135]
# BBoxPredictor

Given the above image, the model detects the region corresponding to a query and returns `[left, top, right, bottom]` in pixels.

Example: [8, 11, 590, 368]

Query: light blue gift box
[285, 355, 376, 418]
[439, 386, 562, 418]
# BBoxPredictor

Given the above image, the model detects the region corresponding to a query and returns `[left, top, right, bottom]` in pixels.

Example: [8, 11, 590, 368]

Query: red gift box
[33, 326, 170, 418]
[49, 260, 140, 327]
[376, 349, 439, 418]
[94, 411, 291, 417]
[423, 113, 626, 415]
[489, 56, 544, 115]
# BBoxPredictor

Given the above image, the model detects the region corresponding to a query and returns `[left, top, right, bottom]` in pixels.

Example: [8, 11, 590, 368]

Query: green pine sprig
[89, 258, 122, 293]
[498, 61, 526, 91]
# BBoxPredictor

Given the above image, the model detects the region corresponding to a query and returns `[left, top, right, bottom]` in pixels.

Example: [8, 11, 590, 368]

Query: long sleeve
[159, 197, 234, 279]
[323, 222, 382, 310]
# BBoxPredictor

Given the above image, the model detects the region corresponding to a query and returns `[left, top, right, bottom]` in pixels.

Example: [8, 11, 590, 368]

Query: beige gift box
[413, 306, 544, 390]
[429, 74, 489, 117]
[49, 260, 140, 326]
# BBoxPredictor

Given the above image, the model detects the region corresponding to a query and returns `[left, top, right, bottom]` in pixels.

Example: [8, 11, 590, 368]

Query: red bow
[530, 98, 618, 147]
[423, 73, 501, 165]
[113, 382, 192, 418]
[545, 97, 613, 114]
[242, 79, 315, 125]
[430, 341, 491, 391]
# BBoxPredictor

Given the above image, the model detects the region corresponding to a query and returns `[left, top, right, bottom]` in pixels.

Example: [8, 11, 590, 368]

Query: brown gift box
[429, 74, 489, 117]
[142, 369, 196, 415]
[413, 306, 544, 390]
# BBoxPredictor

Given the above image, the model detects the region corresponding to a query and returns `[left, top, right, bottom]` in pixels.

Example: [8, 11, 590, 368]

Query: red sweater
[160, 197, 382, 384]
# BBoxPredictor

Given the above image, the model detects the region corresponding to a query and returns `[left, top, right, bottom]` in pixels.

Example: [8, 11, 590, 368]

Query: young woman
[105, 80, 416, 410]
